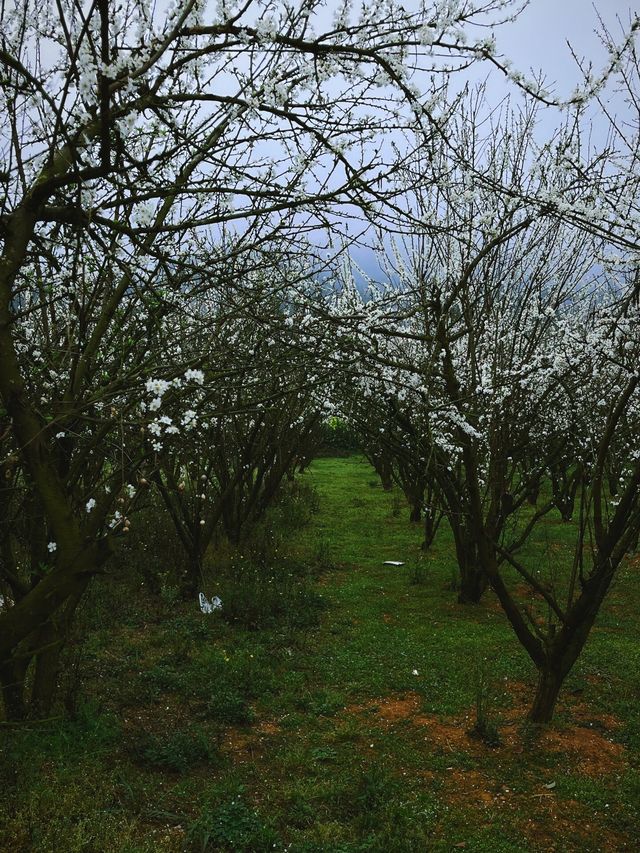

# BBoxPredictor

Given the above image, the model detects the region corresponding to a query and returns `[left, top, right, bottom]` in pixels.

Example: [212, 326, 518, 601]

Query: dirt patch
[435, 762, 630, 852]
[344, 689, 627, 777]
[537, 725, 625, 777]
[372, 693, 423, 722]
[491, 687, 626, 777]
[445, 768, 495, 808]
[345, 692, 421, 722]
[120, 694, 186, 737]
[346, 693, 481, 751]
[221, 716, 281, 762]
[256, 719, 280, 736]
[221, 728, 257, 760]
[569, 701, 623, 733]
[497, 683, 626, 776]
[414, 714, 476, 752]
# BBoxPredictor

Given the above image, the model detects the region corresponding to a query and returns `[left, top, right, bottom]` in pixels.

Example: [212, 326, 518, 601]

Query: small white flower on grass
[412, 669, 419, 676]
[48, 542, 57, 553]
[86, 498, 96, 513]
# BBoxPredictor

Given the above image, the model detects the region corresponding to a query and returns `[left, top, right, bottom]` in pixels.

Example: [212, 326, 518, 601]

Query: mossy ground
[1, 456, 639, 851]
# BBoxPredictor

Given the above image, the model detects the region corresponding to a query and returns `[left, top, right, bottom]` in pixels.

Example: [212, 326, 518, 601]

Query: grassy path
[1, 456, 639, 852]
[261, 457, 640, 851]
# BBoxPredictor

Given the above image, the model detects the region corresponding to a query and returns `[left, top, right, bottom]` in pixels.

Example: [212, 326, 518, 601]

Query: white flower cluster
[142, 368, 207, 452]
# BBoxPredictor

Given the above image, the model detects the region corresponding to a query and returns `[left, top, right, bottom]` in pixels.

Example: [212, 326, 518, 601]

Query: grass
[1, 455, 639, 851]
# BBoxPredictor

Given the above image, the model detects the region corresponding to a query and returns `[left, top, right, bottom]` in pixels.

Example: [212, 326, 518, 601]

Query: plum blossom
[184, 369, 205, 384]
[146, 378, 170, 397]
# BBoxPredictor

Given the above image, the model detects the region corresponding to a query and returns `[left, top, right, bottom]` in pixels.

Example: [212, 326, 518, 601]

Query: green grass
[1, 455, 639, 852]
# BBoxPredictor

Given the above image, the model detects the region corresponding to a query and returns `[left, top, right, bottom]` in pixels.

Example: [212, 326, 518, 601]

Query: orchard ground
[1, 456, 639, 852]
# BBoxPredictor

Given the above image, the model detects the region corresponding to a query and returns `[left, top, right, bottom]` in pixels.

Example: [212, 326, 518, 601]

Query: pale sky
[351, 0, 638, 277]
[492, 0, 635, 93]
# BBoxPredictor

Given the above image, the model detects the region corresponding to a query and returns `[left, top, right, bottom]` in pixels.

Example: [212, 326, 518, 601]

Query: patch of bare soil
[537, 725, 625, 777]
[493, 683, 627, 777]
[221, 717, 281, 762]
[421, 763, 619, 852]
[346, 692, 476, 750]
[221, 728, 257, 760]
[344, 687, 627, 777]
[421, 761, 629, 852]
[256, 719, 281, 736]
[445, 768, 495, 808]
[570, 703, 622, 734]
[360, 693, 422, 724]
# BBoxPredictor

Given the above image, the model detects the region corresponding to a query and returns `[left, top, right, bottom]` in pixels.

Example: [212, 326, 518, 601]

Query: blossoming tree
[0, 0, 533, 718]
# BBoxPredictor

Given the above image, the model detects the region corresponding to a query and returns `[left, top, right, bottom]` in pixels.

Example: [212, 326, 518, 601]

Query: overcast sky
[350, 0, 638, 278]
[491, 0, 635, 94]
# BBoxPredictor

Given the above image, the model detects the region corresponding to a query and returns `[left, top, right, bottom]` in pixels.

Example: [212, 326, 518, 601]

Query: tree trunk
[181, 550, 202, 599]
[0, 538, 109, 720]
[421, 508, 437, 551]
[528, 664, 564, 724]
[0, 659, 29, 721]
[526, 479, 540, 505]
[452, 528, 487, 603]
[31, 631, 64, 718]
[457, 564, 487, 604]
[370, 453, 393, 491]
[30, 583, 84, 718]
[409, 502, 421, 523]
